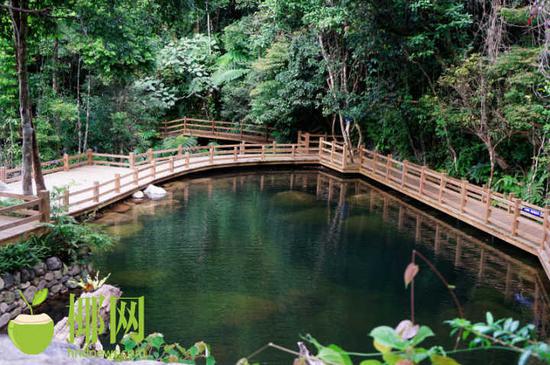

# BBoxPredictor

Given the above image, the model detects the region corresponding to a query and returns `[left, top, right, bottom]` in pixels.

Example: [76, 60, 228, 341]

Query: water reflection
[93, 169, 550, 363]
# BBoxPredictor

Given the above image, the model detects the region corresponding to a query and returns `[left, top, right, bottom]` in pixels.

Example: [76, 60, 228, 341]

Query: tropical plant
[68, 271, 111, 293]
[100, 332, 215, 365]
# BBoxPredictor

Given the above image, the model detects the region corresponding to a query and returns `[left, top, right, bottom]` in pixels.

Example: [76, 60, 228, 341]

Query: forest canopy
[0, 0, 548, 204]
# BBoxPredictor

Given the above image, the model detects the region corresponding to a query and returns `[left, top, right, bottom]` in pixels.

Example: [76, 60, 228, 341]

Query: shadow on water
[85, 169, 549, 364]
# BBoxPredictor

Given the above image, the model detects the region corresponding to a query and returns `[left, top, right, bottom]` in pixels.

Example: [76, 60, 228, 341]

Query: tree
[3, 0, 46, 194]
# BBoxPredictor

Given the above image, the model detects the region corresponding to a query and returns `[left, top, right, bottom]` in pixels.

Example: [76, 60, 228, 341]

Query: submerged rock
[110, 203, 131, 213]
[271, 191, 317, 207]
[143, 184, 167, 200]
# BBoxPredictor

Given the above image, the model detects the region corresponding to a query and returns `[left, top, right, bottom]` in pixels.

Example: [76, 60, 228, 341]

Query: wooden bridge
[0, 119, 549, 281]
[160, 117, 274, 143]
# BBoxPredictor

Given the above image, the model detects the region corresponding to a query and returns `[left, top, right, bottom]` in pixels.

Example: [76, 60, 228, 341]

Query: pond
[92, 169, 549, 364]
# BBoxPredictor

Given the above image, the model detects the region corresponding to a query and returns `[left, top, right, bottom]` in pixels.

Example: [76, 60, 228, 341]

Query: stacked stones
[0, 257, 91, 328]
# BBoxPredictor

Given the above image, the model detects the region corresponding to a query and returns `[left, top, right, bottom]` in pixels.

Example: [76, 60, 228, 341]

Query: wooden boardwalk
[161, 117, 274, 143]
[0, 126, 549, 282]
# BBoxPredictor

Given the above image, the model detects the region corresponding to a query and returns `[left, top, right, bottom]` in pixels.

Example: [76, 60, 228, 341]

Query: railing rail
[160, 117, 275, 143]
[0, 191, 50, 232]
[1, 130, 549, 283]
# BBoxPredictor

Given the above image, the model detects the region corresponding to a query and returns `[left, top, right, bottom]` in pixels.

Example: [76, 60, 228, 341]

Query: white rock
[132, 190, 144, 199]
[143, 184, 167, 200]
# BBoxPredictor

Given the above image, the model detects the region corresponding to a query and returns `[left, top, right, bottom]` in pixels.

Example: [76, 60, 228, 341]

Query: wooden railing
[318, 140, 549, 256]
[161, 117, 274, 143]
[0, 191, 50, 232]
[53, 142, 318, 213]
[1, 130, 549, 282]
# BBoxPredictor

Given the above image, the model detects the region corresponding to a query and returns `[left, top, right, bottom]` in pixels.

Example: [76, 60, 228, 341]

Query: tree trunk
[9, 0, 45, 194]
[52, 37, 59, 94]
[76, 57, 82, 153]
[83, 74, 91, 151]
[486, 141, 496, 188]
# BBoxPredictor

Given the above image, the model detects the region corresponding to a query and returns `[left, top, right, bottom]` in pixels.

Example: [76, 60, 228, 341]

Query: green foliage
[161, 135, 198, 150]
[0, 215, 113, 274]
[0, 240, 46, 274]
[448, 313, 550, 364]
[0, 0, 547, 203]
[101, 332, 216, 364]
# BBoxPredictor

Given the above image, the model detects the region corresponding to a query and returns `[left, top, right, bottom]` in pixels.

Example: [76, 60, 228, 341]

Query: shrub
[0, 215, 113, 274]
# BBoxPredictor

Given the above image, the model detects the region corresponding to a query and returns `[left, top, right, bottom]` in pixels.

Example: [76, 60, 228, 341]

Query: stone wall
[0, 257, 90, 328]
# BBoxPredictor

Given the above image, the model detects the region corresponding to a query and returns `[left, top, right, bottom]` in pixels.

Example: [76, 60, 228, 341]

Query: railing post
[291, 144, 296, 158]
[460, 179, 467, 213]
[511, 198, 521, 236]
[330, 143, 335, 163]
[233, 146, 238, 161]
[484, 187, 492, 223]
[38, 190, 50, 223]
[419, 166, 426, 195]
[169, 156, 174, 172]
[133, 168, 139, 186]
[401, 160, 408, 187]
[129, 152, 135, 169]
[185, 152, 190, 167]
[261, 145, 265, 161]
[177, 145, 183, 159]
[114, 174, 121, 193]
[272, 141, 277, 156]
[209, 145, 214, 164]
[147, 148, 153, 163]
[151, 159, 156, 179]
[438, 173, 446, 203]
[542, 206, 549, 248]
[304, 133, 310, 154]
[93, 181, 99, 202]
[358, 148, 364, 169]
[385, 154, 392, 182]
[183, 116, 187, 132]
[63, 189, 69, 210]
[63, 153, 70, 171]
[87, 149, 93, 165]
[240, 142, 245, 155]
[318, 137, 324, 157]
[297, 131, 302, 144]
[342, 145, 347, 169]
[0, 167, 5, 182]
[373, 152, 378, 174]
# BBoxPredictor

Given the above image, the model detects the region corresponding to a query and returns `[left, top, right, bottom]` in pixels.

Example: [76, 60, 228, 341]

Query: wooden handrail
[1, 136, 549, 283]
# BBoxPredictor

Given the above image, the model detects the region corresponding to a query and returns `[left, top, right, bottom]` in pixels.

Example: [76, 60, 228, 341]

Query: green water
[93, 170, 547, 364]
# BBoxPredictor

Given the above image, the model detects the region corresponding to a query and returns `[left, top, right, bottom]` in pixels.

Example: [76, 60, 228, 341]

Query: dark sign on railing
[522, 207, 543, 218]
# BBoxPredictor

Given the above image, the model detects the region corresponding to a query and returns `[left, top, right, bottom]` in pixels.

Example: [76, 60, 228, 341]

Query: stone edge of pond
[0, 257, 91, 328]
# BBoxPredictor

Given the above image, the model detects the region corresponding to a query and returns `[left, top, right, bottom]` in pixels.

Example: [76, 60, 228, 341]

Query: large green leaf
[32, 288, 48, 307]
[409, 326, 435, 346]
[316, 345, 352, 365]
[370, 326, 407, 350]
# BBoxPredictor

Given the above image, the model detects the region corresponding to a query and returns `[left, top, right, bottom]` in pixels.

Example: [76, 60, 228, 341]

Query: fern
[211, 68, 249, 86]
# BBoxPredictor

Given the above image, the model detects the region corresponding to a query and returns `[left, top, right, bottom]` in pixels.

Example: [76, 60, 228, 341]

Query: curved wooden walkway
[161, 117, 274, 143]
[0, 121, 549, 282]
